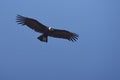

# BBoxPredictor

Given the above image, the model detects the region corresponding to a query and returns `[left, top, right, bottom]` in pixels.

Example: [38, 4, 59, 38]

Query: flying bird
[16, 15, 79, 42]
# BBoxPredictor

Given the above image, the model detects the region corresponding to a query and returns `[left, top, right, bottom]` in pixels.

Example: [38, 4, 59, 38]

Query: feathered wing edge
[48, 29, 79, 42]
[69, 33, 79, 42]
[16, 15, 26, 25]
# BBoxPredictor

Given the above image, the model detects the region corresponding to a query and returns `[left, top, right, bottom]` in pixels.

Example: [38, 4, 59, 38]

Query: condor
[16, 15, 79, 42]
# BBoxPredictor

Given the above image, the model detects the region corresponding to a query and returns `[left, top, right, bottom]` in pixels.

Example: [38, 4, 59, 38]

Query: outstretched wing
[16, 15, 48, 33]
[48, 29, 79, 42]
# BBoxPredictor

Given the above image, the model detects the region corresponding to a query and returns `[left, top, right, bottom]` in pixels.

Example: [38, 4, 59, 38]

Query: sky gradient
[0, 0, 120, 80]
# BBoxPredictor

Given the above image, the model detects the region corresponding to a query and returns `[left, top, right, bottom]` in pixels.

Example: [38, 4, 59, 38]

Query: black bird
[16, 15, 79, 42]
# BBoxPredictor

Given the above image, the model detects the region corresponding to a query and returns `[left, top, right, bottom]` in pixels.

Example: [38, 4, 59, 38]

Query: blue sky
[0, 0, 120, 80]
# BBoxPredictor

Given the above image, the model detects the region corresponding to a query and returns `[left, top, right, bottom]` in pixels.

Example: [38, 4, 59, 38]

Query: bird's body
[16, 15, 79, 42]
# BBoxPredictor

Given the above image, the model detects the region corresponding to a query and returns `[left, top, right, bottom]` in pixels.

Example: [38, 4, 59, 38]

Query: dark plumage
[16, 15, 79, 42]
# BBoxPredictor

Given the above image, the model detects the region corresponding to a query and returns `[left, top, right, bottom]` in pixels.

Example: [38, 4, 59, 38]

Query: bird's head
[48, 27, 54, 31]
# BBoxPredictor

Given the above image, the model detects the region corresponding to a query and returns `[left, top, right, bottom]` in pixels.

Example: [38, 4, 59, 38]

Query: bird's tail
[37, 35, 48, 42]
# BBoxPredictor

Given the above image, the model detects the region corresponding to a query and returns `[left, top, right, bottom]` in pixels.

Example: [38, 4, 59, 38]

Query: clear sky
[0, 0, 120, 80]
